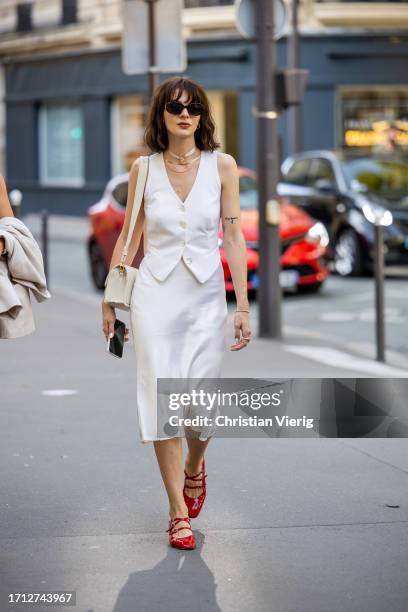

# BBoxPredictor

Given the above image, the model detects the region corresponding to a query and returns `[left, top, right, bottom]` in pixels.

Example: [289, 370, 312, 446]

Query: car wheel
[89, 241, 108, 290]
[333, 229, 364, 277]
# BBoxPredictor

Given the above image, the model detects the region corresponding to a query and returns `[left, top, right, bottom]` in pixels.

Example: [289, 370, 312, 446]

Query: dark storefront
[4, 32, 408, 215]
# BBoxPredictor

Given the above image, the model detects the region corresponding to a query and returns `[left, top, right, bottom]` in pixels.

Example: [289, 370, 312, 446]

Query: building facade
[1, 0, 408, 214]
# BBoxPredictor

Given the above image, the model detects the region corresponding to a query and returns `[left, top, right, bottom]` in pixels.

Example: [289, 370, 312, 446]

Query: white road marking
[41, 389, 79, 396]
[320, 307, 405, 323]
[320, 312, 355, 322]
[283, 345, 408, 377]
[178, 557, 185, 570]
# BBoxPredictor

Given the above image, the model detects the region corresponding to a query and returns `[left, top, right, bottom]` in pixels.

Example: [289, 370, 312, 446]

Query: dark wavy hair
[144, 76, 220, 153]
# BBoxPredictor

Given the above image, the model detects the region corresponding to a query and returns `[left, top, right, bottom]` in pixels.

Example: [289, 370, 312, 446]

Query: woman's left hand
[230, 311, 251, 351]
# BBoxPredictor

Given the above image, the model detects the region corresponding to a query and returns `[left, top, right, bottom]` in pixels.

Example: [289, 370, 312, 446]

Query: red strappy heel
[183, 457, 207, 518]
[166, 516, 196, 550]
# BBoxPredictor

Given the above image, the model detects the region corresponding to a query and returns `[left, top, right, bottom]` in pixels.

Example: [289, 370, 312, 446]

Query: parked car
[87, 165, 331, 293]
[278, 149, 408, 276]
[221, 167, 331, 293]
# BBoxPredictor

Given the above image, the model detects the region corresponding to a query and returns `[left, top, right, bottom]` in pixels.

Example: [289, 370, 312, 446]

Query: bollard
[41, 209, 49, 288]
[374, 220, 385, 362]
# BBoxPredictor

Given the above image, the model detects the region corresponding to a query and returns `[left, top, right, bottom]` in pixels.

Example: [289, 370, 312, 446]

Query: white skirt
[130, 258, 228, 444]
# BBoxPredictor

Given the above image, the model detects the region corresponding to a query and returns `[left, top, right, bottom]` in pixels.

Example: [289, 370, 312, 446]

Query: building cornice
[1, 2, 408, 61]
[314, 2, 408, 28]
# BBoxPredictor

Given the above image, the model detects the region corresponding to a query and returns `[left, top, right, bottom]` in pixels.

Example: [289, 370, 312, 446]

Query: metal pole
[374, 222, 385, 361]
[256, 0, 282, 338]
[288, 0, 302, 154]
[146, 0, 159, 101]
[41, 209, 49, 287]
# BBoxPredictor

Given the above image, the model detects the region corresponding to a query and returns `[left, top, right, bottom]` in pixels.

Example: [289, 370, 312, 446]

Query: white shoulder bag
[103, 155, 149, 311]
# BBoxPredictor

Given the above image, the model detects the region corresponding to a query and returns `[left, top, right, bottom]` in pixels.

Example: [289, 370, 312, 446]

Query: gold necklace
[168, 145, 197, 163]
[164, 154, 201, 173]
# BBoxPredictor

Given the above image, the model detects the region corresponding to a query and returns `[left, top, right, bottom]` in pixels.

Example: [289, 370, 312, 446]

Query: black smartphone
[106, 319, 126, 359]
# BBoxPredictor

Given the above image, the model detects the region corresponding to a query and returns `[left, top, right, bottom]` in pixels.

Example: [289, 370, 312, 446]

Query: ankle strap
[184, 469, 207, 480]
[166, 516, 192, 535]
[169, 516, 191, 524]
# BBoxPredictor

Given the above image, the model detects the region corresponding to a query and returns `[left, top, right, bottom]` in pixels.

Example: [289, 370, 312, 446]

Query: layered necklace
[164, 146, 201, 173]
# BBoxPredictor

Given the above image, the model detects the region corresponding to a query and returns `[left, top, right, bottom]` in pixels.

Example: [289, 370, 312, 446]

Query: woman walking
[102, 76, 251, 549]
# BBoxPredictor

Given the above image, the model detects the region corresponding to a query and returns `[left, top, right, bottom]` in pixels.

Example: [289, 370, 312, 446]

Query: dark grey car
[277, 149, 408, 276]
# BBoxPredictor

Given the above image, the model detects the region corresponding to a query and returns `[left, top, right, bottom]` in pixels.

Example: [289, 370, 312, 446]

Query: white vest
[142, 150, 222, 283]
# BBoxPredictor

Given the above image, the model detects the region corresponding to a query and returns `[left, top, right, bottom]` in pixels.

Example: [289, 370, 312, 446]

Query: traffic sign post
[235, 0, 309, 339]
[122, 0, 186, 99]
[255, 0, 282, 338]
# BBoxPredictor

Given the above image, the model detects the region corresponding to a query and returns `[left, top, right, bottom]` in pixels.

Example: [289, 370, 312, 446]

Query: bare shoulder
[129, 155, 149, 184]
[216, 151, 237, 171]
[130, 156, 143, 174]
[216, 152, 238, 186]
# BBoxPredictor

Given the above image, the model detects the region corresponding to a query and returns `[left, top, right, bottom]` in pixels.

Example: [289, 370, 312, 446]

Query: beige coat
[0, 216, 51, 339]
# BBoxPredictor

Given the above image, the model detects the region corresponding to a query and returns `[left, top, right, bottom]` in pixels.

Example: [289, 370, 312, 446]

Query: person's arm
[101, 158, 146, 341]
[0, 175, 14, 254]
[218, 153, 252, 351]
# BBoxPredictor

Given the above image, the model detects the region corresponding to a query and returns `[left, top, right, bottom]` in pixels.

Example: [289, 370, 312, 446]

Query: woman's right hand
[102, 302, 116, 340]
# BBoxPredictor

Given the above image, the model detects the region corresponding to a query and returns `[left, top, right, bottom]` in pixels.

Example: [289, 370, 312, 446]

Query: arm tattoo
[224, 216, 239, 224]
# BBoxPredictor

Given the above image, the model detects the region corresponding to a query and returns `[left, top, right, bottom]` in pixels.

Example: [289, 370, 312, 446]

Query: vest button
[185, 257, 192, 264]
[180, 221, 186, 228]
[182, 240, 186, 246]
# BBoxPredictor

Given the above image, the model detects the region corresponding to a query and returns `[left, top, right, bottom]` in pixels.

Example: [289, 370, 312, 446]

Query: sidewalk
[1, 289, 408, 612]
[23, 212, 89, 243]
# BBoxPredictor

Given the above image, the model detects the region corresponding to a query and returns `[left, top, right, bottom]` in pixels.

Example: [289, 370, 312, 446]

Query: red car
[87, 167, 331, 293]
[222, 167, 331, 293]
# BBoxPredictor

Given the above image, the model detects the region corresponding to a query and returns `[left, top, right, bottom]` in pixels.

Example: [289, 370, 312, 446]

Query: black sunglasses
[165, 101, 204, 116]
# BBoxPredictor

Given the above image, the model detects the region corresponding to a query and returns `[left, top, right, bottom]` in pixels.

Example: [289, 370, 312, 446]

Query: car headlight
[305, 222, 330, 247]
[362, 201, 393, 227]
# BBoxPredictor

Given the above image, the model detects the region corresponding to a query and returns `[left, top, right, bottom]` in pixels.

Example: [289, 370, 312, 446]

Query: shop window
[207, 90, 239, 159]
[111, 96, 149, 175]
[338, 87, 408, 150]
[39, 102, 84, 186]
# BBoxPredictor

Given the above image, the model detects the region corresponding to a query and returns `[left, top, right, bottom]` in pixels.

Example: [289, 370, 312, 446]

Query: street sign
[122, 0, 187, 75]
[235, 0, 287, 40]
[275, 68, 309, 111]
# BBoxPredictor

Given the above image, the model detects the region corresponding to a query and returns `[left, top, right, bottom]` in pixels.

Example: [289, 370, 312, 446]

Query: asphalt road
[41, 231, 408, 370]
[24, 212, 408, 363]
